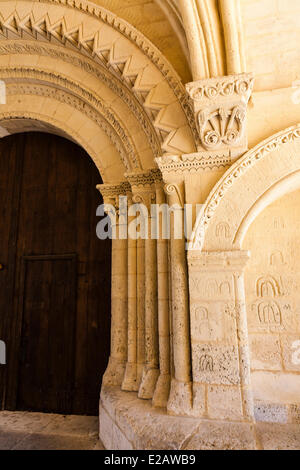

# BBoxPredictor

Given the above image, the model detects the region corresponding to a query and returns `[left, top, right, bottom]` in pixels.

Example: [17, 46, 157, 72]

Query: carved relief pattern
[186, 73, 253, 153]
[0, 2, 197, 154]
[186, 75, 254, 102]
[0, 44, 160, 163]
[156, 151, 232, 173]
[5, 77, 140, 170]
[198, 105, 246, 150]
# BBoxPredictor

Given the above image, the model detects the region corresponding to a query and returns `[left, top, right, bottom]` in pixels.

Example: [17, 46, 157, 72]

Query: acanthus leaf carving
[186, 73, 253, 156]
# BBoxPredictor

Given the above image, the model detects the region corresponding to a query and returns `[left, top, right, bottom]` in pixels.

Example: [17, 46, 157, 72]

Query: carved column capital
[97, 182, 131, 210]
[126, 170, 158, 211]
[186, 73, 254, 160]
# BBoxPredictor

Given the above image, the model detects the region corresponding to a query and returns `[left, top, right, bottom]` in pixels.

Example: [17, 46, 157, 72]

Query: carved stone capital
[126, 169, 157, 189]
[126, 170, 160, 211]
[97, 182, 131, 210]
[186, 73, 254, 158]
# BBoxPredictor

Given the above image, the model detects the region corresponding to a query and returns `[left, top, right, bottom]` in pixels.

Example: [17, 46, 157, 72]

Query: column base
[138, 367, 160, 400]
[100, 385, 258, 450]
[102, 357, 126, 387]
[121, 363, 138, 392]
[167, 378, 193, 416]
[152, 373, 171, 408]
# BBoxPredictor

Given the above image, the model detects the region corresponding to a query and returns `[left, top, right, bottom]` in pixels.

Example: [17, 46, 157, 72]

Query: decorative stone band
[187, 249, 250, 271]
[42, 0, 188, 102]
[186, 74, 254, 103]
[0, 0, 198, 155]
[186, 73, 254, 154]
[156, 151, 232, 174]
[126, 169, 161, 188]
[4, 77, 138, 171]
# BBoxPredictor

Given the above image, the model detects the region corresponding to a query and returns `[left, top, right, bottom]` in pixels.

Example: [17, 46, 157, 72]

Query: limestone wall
[243, 189, 300, 422]
[241, 0, 300, 91]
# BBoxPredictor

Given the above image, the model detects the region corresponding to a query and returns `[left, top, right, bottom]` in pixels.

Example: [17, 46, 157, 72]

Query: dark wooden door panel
[0, 135, 25, 408]
[0, 132, 111, 415]
[17, 255, 77, 414]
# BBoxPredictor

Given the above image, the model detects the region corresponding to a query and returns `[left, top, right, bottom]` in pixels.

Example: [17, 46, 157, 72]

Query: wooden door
[0, 132, 111, 415]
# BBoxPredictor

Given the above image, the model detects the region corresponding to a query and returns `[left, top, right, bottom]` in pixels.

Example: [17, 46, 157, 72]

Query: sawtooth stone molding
[0, 0, 197, 156]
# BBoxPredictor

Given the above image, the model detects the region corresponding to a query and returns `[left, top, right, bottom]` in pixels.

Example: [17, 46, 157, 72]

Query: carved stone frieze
[156, 151, 232, 174]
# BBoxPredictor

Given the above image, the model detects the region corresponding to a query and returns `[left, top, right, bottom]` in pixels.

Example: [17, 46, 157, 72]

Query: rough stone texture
[183, 421, 257, 451]
[100, 386, 300, 450]
[0, 412, 104, 450]
[254, 402, 288, 425]
[256, 423, 300, 451]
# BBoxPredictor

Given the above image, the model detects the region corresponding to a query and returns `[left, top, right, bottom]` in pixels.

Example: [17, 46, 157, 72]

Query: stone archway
[0, 1, 198, 419]
[0, 131, 112, 415]
[187, 125, 300, 422]
[0, 0, 197, 177]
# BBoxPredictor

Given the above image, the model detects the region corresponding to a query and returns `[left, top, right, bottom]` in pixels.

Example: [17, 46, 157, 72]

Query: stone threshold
[100, 386, 300, 450]
[0, 411, 104, 450]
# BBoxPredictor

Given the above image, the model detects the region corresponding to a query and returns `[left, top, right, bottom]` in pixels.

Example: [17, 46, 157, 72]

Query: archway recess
[0, 0, 197, 184]
[190, 125, 300, 252]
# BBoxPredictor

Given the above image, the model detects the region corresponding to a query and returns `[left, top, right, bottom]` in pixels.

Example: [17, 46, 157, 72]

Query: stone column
[187, 250, 254, 421]
[126, 171, 160, 399]
[97, 183, 129, 386]
[122, 193, 138, 392]
[164, 183, 193, 416]
[152, 176, 171, 408]
[138, 187, 160, 400]
[136, 236, 146, 387]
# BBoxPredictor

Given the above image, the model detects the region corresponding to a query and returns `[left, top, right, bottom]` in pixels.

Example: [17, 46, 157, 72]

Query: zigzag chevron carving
[0, 3, 197, 156]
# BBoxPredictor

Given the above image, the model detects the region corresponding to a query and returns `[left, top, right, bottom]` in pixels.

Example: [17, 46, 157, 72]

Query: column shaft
[103, 229, 128, 385]
[165, 185, 193, 415]
[138, 217, 159, 399]
[122, 210, 138, 391]
[153, 185, 171, 407]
